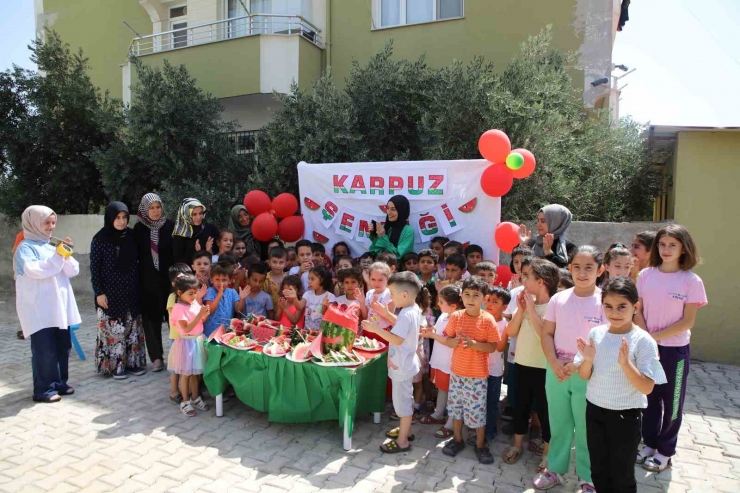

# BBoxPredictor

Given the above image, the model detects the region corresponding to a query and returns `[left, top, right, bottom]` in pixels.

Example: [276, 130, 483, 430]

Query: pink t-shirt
[545, 287, 605, 361]
[636, 267, 707, 347]
[170, 301, 205, 338]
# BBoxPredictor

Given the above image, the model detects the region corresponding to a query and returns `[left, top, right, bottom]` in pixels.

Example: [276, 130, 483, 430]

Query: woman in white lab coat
[15, 205, 82, 403]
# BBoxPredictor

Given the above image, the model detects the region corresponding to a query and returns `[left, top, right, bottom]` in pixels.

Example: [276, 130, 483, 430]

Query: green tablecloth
[203, 344, 388, 437]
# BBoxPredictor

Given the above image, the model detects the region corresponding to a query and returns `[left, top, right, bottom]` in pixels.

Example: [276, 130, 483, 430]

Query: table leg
[216, 394, 223, 417]
[374, 412, 381, 424]
[343, 409, 352, 451]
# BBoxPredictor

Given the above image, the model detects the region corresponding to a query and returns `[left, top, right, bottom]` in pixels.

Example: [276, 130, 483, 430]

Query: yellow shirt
[263, 272, 285, 312]
[513, 303, 548, 369]
[167, 293, 178, 340]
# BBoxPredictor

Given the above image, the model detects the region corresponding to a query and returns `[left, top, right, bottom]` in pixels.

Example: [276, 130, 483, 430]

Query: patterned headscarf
[21, 205, 56, 243]
[173, 198, 206, 238]
[137, 193, 167, 271]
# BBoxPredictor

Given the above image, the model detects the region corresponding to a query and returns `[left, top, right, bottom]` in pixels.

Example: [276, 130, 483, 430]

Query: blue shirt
[243, 290, 274, 318]
[203, 287, 240, 337]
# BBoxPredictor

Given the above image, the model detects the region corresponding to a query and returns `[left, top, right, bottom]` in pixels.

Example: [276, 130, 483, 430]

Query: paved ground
[1, 300, 739, 493]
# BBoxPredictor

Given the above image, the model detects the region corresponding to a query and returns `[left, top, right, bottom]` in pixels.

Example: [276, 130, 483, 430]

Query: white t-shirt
[366, 288, 392, 330]
[388, 305, 423, 380]
[302, 290, 335, 331]
[489, 319, 506, 377]
[503, 285, 524, 363]
[429, 313, 453, 374]
[334, 294, 360, 307]
[288, 266, 310, 293]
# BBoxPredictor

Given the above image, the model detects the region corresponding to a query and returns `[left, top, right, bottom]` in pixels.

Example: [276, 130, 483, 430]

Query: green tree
[0, 30, 119, 219]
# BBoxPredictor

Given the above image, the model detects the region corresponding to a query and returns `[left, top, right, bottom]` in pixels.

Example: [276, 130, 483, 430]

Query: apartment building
[35, 0, 624, 144]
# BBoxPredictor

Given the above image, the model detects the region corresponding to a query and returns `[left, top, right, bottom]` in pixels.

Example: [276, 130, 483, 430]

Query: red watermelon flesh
[458, 198, 477, 213]
[291, 342, 312, 361]
[250, 324, 277, 343]
[304, 197, 320, 211]
[309, 333, 323, 359]
[379, 205, 388, 213]
[313, 232, 329, 244]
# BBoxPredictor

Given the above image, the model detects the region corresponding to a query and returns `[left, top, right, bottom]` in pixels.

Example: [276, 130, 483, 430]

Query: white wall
[575, 0, 614, 107]
[260, 35, 299, 94]
[220, 93, 283, 130]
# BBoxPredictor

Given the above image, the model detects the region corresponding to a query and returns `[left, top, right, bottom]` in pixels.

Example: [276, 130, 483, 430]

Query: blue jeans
[486, 375, 502, 440]
[31, 327, 71, 399]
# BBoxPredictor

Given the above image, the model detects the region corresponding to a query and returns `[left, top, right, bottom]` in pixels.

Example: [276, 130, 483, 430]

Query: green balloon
[506, 152, 524, 170]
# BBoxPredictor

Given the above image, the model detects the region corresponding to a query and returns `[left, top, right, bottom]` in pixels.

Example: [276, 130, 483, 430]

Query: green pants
[545, 365, 591, 482]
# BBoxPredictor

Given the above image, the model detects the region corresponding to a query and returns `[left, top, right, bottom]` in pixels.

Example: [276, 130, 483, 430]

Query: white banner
[298, 160, 501, 262]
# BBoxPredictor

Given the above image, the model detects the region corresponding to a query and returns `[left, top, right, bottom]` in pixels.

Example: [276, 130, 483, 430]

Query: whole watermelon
[320, 304, 358, 353]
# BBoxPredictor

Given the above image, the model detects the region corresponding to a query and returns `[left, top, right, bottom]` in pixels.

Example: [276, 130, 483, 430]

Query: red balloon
[496, 265, 513, 288]
[252, 212, 278, 242]
[272, 193, 299, 219]
[510, 148, 536, 179]
[278, 216, 305, 242]
[495, 221, 520, 254]
[480, 163, 514, 197]
[243, 190, 272, 216]
[478, 129, 511, 163]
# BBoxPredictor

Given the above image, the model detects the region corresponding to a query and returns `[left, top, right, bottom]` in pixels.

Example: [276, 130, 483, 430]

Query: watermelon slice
[208, 325, 225, 343]
[313, 232, 329, 244]
[458, 198, 477, 213]
[309, 333, 323, 359]
[291, 342, 312, 361]
[379, 205, 388, 213]
[304, 197, 320, 211]
[250, 324, 277, 343]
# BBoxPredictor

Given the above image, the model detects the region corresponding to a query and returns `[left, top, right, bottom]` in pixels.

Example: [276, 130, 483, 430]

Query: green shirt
[369, 225, 415, 259]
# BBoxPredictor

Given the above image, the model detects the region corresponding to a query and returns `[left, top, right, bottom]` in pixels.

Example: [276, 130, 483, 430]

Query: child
[335, 267, 368, 319]
[536, 246, 606, 492]
[376, 251, 398, 273]
[361, 272, 428, 454]
[418, 248, 440, 320]
[334, 255, 354, 272]
[421, 285, 461, 438]
[400, 252, 420, 274]
[236, 263, 274, 319]
[359, 251, 376, 271]
[630, 230, 656, 281]
[286, 246, 298, 272]
[332, 241, 351, 260]
[285, 265, 335, 331]
[364, 262, 395, 340]
[203, 264, 245, 338]
[264, 247, 287, 309]
[481, 285, 510, 445]
[267, 239, 284, 253]
[603, 243, 632, 285]
[311, 242, 327, 267]
[192, 251, 212, 288]
[558, 268, 574, 291]
[288, 239, 313, 292]
[634, 224, 706, 473]
[465, 244, 484, 273]
[430, 236, 449, 279]
[275, 275, 304, 328]
[218, 253, 245, 290]
[476, 261, 498, 287]
[233, 238, 247, 259]
[574, 277, 667, 493]
[502, 257, 558, 472]
[442, 241, 466, 280]
[166, 263, 196, 403]
[168, 274, 211, 416]
[212, 229, 234, 263]
[423, 276, 499, 464]
[441, 253, 466, 286]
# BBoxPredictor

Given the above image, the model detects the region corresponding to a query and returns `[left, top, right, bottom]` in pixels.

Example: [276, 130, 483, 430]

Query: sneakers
[127, 367, 147, 376]
[475, 446, 494, 465]
[113, 364, 127, 380]
[442, 439, 465, 457]
[501, 405, 514, 421]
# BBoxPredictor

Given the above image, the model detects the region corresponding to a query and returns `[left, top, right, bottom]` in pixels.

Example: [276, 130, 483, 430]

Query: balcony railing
[227, 130, 260, 155]
[129, 14, 322, 56]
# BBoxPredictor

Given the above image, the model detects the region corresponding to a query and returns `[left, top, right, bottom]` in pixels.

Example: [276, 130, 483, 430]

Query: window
[170, 6, 188, 48]
[379, 0, 462, 28]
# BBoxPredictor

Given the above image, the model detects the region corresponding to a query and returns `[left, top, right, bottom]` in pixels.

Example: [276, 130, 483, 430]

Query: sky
[1, 0, 738, 127]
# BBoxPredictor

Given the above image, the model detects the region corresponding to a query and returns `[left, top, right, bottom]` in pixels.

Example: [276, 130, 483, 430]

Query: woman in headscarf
[369, 195, 415, 259]
[15, 205, 81, 403]
[134, 193, 175, 372]
[172, 198, 219, 265]
[91, 202, 146, 379]
[227, 205, 261, 257]
[518, 204, 577, 268]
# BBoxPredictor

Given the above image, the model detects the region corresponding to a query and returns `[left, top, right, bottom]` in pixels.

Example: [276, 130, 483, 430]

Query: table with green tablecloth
[203, 343, 388, 450]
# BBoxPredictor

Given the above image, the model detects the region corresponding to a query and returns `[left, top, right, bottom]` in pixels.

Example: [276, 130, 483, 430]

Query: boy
[192, 251, 212, 288]
[465, 244, 484, 273]
[377, 251, 398, 273]
[203, 264, 246, 338]
[401, 252, 420, 274]
[362, 272, 425, 454]
[286, 247, 298, 272]
[264, 247, 287, 309]
[424, 276, 499, 464]
[288, 239, 313, 292]
[311, 243, 326, 267]
[237, 263, 274, 319]
[442, 253, 467, 286]
[431, 236, 449, 279]
[166, 263, 194, 396]
[418, 248, 440, 320]
[476, 261, 498, 286]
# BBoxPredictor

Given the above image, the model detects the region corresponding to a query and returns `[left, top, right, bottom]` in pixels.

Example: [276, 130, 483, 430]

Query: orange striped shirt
[444, 310, 500, 378]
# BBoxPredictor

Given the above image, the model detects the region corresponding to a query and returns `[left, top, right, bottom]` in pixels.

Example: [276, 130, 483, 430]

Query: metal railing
[227, 130, 260, 155]
[129, 14, 322, 56]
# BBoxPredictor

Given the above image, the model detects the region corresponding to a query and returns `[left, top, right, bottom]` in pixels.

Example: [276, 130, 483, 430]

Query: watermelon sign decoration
[313, 231, 330, 244]
[458, 198, 477, 213]
[304, 197, 320, 211]
[320, 304, 359, 353]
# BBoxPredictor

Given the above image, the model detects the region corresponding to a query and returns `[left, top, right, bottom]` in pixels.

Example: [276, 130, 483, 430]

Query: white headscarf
[21, 205, 55, 243]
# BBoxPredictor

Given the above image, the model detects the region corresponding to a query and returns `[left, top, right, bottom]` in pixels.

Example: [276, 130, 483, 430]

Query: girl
[332, 241, 351, 260]
[91, 202, 147, 379]
[172, 198, 219, 265]
[286, 247, 298, 271]
[574, 277, 667, 493]
[134, 192, 175, 372]
[233, 238, 247, 260]
[602, 243, 632, 286]
[430, 236, 449, 280]
[400, 252, 420, 274]
[369, 196, 415, 259]
[212, 229, 235, 263]
[630, 231, 656, 281]
[536, 246, 606, 492]
[275, 275, 304, 329]
[284, 265, 335, 331]
[333, 255, 355, 296]
[363, 262, 395, 341]
[635, 224, 706, 472]
[558, 268, 574, 291]
[168, 274, 211, 416]
[228, 205, 261, 257]
[335, 267, 367, 317]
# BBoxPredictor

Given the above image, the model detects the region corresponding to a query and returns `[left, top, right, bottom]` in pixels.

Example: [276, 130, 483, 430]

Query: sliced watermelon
[291, 342, 312, 361]
[313, 231, 329, 244]
[458, 198, 477, 213]
[304, 197, 320, 211]
[379, 205, 388, 213]
[251, 324, 278, 343]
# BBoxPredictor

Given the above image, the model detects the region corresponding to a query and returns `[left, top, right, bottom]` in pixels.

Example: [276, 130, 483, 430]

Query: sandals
[418, 414, 446, 425]
[170, 393, 183, 404]
[442, 439, 465, 457]
[152, 359, 164, 372]
[385, 427, 415, 441]
[435, 426, 453, 439]
[529, 436, 545, 456]
[180, 401, 196, 417]
[643, 455, 672, 472]
[390, 411, 400, 421]
[502, 446, 522, 464]
[59, 387, 75, 396]
[636, 445, 655, 465]
[533, 471, 564, 490]
[380, 439, 411, 454]
[579, 482, 597, 493]
[191, 396, 210, 411]
[536, 456, 548, 473]
[33, 394, 62, 403]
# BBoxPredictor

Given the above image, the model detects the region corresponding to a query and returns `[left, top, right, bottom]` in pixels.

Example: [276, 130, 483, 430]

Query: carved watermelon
[304, 197, 320, 211]
[320, 304, 359, 353]
[458, 198, 477, 213]
[313, 231, 329, 244]
[250, 324, 278, 343]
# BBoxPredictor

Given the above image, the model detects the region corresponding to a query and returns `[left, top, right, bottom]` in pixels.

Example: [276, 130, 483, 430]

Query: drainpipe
[325, 0, 331, 69]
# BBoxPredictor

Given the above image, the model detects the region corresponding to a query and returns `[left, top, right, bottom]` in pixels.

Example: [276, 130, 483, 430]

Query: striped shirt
[574, 325, 667, 410]
[444, 310, 500, 378]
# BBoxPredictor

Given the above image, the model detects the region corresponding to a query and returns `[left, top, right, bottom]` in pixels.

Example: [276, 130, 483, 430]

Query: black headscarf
[93, 202, 137, 270]
[384, 195, 411, 247]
